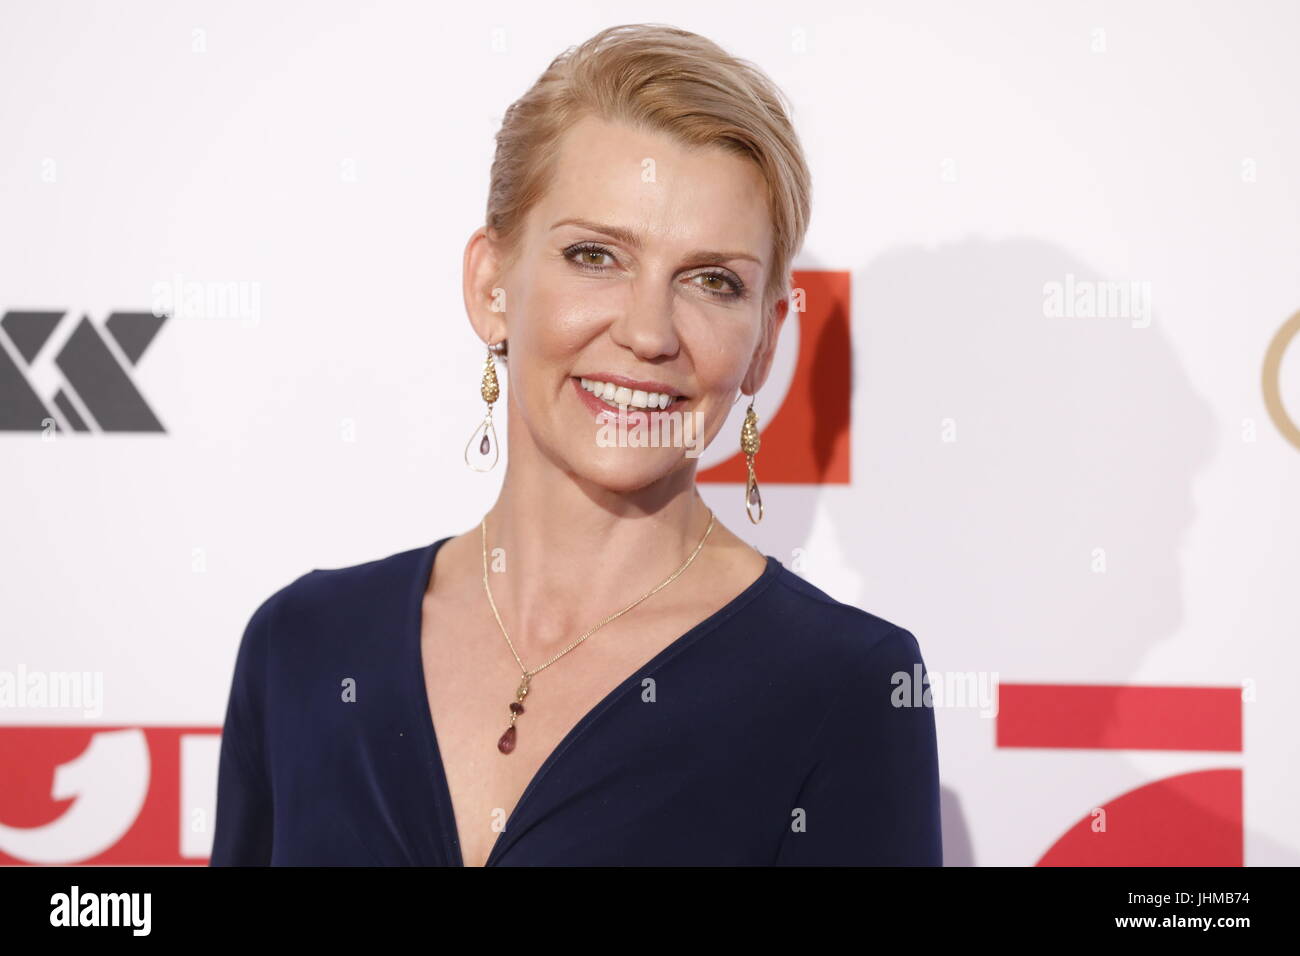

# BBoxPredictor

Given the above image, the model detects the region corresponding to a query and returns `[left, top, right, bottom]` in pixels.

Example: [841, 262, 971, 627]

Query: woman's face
[466, 113, 787, 494]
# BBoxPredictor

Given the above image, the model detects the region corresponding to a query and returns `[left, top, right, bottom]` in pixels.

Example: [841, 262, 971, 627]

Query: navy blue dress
[210, 536, 942, 866]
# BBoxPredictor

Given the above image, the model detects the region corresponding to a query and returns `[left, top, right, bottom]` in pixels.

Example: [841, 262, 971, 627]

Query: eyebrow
[550, 217, 764, 267]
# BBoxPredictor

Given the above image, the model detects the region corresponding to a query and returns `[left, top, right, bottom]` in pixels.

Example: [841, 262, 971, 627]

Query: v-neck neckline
[406, 533, 782, 867]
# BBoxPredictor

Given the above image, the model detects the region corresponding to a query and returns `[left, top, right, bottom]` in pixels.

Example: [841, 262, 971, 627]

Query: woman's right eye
[564, 242, 616, 269]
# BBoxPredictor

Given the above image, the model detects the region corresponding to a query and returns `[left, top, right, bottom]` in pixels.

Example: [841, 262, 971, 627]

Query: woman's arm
[209, 589, 281, 866]
[775, 625, 943, 866]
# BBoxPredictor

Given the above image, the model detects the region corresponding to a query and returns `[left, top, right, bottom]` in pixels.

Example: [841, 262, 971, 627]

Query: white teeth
[579, 377, 678, 410]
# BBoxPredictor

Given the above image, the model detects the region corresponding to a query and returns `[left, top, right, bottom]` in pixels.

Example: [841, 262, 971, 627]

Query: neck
[476, 456, 715, 657]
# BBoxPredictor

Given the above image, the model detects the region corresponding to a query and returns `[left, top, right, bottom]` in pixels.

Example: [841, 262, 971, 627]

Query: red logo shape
[0, 726, 218, 865]
[699, 269, 851, 484]
[997, 683, 1244, 865]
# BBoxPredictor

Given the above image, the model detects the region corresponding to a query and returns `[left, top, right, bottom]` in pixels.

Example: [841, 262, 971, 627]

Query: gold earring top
[741, 402, 760, 457]
[481, 345, 500, 404]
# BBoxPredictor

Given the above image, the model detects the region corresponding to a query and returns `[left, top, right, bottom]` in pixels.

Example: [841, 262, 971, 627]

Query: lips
[571, 377, 686, 423]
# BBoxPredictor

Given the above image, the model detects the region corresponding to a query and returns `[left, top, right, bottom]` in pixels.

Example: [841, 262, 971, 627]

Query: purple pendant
[480, 434, 491, 455]
[497, 725, 517, 754]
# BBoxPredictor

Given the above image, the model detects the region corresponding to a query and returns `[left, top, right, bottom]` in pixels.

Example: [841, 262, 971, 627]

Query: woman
[211, 23, 941, 867]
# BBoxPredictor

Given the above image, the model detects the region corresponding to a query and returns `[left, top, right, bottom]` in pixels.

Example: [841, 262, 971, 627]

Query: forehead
[533, 114, 772, 262]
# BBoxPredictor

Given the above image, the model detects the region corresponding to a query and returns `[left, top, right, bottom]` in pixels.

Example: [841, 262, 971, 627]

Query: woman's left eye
[689, 272, 746, 300]
[562, 242, 746, 301]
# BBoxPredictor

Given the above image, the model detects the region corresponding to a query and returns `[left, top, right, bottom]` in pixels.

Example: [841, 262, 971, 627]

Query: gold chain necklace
[481, 507, 716, 754]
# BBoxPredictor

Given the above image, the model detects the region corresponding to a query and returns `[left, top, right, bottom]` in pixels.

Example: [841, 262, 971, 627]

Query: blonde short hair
[485, 23, 812, 357]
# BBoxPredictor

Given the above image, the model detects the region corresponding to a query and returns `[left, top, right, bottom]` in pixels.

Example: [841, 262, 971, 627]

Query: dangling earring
[740, 398, 763, 523]
[464, 341, 502, 471]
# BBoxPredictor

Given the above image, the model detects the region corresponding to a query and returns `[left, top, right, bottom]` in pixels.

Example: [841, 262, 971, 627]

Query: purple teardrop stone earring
[464, 342, 501, 471]
[741, 399, 763, 523]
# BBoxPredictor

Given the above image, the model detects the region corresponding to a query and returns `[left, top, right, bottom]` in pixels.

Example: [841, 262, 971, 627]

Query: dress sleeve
[775, 625, 943, 866]
[209, 589, 280, 866]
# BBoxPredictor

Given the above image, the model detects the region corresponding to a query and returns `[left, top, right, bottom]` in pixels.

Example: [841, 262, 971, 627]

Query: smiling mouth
[572, 376, 687, 412]
[572, 374, 691, 416]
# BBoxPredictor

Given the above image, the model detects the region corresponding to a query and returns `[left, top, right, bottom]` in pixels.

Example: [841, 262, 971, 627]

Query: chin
[568, 447, 690, 495]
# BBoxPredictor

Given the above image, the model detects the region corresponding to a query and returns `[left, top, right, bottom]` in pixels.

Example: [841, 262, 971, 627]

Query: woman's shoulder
[304, 538, 440, 594]
[759, 557, 929, 680]
[239, 538, 442, 639]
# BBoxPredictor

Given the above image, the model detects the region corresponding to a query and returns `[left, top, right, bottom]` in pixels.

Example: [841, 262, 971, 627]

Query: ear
[741, 292, 790, 396]
[463, 226, 509, 346]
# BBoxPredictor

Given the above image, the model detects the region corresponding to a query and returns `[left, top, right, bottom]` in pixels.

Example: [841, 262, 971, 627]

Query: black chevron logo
[0, 310, 167, 432]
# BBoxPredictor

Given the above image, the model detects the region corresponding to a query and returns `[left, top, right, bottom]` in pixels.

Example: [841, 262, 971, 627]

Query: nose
[608, 274, 680, 360]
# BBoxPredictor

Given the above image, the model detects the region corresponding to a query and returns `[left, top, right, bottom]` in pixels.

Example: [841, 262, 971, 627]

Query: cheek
[516, 279, 608, 358]
[691, 322, 759, 394]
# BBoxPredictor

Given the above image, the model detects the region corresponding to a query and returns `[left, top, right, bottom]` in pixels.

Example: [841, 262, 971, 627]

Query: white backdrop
[1, 0, 1297, 865]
